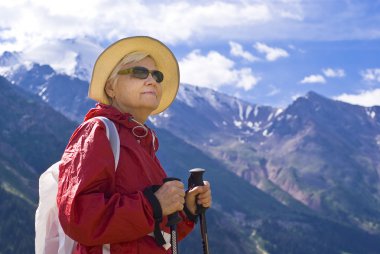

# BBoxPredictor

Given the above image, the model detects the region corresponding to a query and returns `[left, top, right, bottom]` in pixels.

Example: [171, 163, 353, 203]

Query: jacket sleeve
[57, 120, 156, 246]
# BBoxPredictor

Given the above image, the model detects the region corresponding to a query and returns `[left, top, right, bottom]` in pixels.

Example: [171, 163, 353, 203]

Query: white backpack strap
[90, 117, 119, 253]
[94, 116, 120, 170]
[102, 244, 111, 254]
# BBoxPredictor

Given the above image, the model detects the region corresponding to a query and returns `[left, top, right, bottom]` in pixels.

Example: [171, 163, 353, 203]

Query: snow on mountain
[0, 39, 102, 82]
[153, 83, 278, 141]
[0, 57, 94, 121]
[0, 51, 32, 80]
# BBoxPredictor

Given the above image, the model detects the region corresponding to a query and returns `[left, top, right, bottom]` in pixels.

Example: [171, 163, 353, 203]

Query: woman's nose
[145, 73, 158, 85]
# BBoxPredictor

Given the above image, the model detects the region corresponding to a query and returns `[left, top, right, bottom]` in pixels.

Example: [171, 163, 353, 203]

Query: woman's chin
[141, 99, 160, 110]
[142, 103, 160, 113]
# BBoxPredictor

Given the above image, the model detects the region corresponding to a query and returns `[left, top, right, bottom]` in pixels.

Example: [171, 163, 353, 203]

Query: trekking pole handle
[164, 177, 182, 226]
[189, 168, 207, 213]
[189, 168, 205, 186]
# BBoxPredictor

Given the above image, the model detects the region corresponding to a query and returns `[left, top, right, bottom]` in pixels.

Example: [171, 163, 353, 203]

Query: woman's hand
[154, 181, 185, 216]
[185, 181, 212, 215]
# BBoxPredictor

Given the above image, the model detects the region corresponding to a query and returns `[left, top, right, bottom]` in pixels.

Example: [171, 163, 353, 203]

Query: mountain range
[152, 83, 380, 235]
[1, 51, 380, 253]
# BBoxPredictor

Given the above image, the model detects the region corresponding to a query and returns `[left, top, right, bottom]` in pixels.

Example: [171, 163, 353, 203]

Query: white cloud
[300, 74, 326, 84]
[334, 89, 380, 107]
[179, 49, 260, 91]
[279, 11, 303, 21]
[236, 68, 261, 90]
[361, 68, 380, 83]
[0, 1, 273, 50]
[276, 0, 303, 21]
[322, 68, 345, 78]
[0, 0, 277, 75]
[0, 0, 379, 57]
[253, 42, 289, 61]
[229, 41, 259, 62]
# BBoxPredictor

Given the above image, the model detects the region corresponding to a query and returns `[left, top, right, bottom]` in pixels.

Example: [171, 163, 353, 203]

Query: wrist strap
[143, 186, 166, 246]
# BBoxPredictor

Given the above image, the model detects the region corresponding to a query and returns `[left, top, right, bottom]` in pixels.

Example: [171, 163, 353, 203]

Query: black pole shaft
[199, 213, 210, 254]
[189, 168, 210, 254]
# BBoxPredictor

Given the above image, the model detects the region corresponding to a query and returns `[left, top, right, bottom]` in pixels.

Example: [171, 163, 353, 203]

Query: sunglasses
[117, 66, 164, 83]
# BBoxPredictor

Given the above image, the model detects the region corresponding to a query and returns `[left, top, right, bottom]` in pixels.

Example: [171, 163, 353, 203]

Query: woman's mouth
[142, 91, 157, 97]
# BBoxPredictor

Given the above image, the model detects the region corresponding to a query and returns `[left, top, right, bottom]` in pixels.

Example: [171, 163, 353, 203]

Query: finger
[197, 191, 211, 203]
[189, 186, 205, 195]
[168, 184, 185, 195]
[173, 180, 185, 189]
[177, 194, 185, 204]
[197, 192, 211, 200]
[197, 197, 211, 205]
[163, 180, 181, 187]
[197, 196, 211, 205]
[202, 201, 212, 208]
[197, 195, 212, 205]
[196, 187, 210, 197]
[174, 199, 184, 210]
[178, 189, 186, 198]
[197, 188, 209, 196]
[197, 201, 211, 208]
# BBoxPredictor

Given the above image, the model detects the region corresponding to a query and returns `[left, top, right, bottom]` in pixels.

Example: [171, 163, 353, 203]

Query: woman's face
[111, 56, 163, 122]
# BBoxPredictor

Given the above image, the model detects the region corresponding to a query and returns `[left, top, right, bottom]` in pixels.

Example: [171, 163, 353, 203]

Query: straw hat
[88, 36, 179, 115]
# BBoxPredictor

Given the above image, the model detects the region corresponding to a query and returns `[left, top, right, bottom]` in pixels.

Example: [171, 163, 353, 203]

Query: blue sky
[0, 0, 379, 108]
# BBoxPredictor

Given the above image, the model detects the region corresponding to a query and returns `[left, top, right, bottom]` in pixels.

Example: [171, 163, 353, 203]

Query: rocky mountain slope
[2, 52, 380, 252]
[0, 76, 76, 252]
[153, 86, 380, 235]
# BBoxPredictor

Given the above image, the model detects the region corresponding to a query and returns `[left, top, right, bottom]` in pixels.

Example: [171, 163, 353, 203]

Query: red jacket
[57, 104, 194, 253]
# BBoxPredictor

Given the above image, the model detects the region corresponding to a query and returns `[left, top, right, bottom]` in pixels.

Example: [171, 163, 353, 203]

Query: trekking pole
[164, 177, 182, 254]
[189, 168, 210, 254]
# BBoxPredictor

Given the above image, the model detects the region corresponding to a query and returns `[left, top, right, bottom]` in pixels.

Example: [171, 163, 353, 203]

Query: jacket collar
[84, 103, 143, 128]
[84, 103, 159, 153]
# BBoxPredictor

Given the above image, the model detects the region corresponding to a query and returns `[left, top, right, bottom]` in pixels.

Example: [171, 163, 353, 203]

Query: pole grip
[188, 168, 206, 214]
[188, 168, 205, 187]
[164, 177, 182, 226]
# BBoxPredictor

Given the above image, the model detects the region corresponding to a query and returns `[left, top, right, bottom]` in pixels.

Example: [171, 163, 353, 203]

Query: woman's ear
[105, 80, 116, 99]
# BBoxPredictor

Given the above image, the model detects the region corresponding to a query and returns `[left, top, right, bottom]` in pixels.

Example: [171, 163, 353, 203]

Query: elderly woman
[57, 36, 212, 253]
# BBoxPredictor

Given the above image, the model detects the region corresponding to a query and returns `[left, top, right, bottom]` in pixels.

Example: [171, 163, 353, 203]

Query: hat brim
[88, 36, 179, 115]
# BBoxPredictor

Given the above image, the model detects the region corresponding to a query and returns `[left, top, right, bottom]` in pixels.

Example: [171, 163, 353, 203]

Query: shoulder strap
[93, 116, 120, 170]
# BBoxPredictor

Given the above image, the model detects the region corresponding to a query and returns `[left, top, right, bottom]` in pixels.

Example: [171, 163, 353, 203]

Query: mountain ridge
[6, 73, 380, 254]
[2, 57, 380, 252]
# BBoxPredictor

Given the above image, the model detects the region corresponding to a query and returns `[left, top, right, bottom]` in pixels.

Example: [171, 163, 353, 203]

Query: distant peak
[285, 91, 335, 115]
[28, 63, 55, 74]
[0, 51, 20, 66]
[294, 91, 332, 105]
[305, 91, 326, 100]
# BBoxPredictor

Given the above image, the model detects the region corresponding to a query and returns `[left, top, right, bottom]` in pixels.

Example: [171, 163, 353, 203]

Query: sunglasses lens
[152, 71, 164, 83]
[132, 67, 149, 79]
[126, 67, 164, 83]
